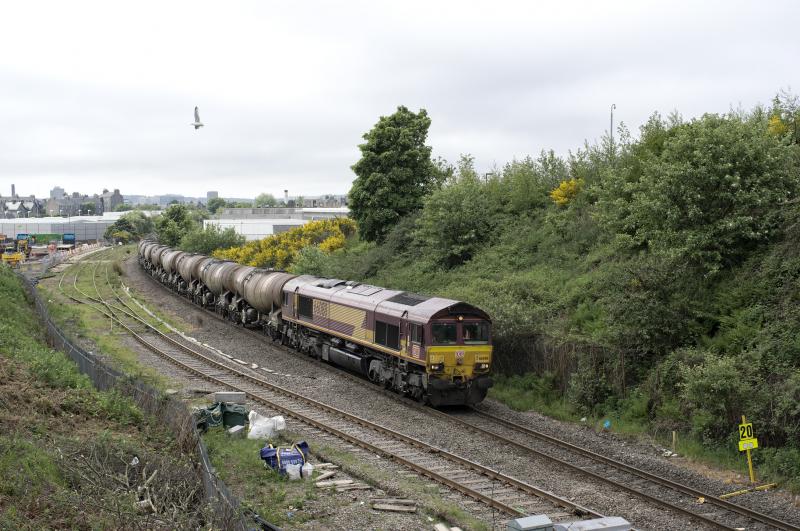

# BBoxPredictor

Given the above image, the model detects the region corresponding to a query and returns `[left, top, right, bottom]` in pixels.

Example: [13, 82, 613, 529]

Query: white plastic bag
[285, 463, 302, 480]
[301, 462, 314, 479]
[247, 411, 286, 439]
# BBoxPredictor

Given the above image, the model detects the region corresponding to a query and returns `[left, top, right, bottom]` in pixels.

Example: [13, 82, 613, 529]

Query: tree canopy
[206, 197, 227, 214]
[349, 106, 441, 242]
[154, 204, 198, 246]
[254, 193, 278, 208]
[179, 224, 245, 254]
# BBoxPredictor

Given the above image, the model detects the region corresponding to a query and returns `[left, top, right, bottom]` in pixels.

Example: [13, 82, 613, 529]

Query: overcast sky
[1, 1, 798, 200]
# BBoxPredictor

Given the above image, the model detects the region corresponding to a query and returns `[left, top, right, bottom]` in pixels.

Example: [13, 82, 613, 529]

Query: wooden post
[672, 431, 677, 453]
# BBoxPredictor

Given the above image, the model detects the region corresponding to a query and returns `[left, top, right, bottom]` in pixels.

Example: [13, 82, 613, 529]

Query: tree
[114, 203, 133, 212]
[596, 112, 798, 274]
[80, 202, 97, 215]
[179, 225, 245, 254]
[207, 197, 227, 214]
[103, 211, 153, 241]
[254, 193, 278, 208]
[349, 106, 440, 242]
[155, 204, 196, 246]
[415, 155, 494, 267]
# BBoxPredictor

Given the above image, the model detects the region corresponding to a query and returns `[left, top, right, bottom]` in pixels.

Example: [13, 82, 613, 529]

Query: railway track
[56, 252, 604, 526]
[132, 251, 800, 531]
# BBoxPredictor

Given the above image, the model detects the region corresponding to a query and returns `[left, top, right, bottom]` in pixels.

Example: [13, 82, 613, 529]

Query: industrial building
[205, 207, 349, 241]
[0, 216, 117, 242]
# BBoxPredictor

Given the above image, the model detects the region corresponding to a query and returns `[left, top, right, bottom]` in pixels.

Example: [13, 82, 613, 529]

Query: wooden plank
[314, 471, 337, 482]
[316, 479, 353, 488]
[433, 524, 450, 531]
[370, 498, 416, 505]
[372, 503, 417, 513]
[337, 484, 372, 491]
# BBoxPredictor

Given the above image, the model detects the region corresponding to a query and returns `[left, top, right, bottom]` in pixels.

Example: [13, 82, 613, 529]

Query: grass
[202, 430, 319, 526]
[0, 264, 205, 529]
[35, 246, 183, 390]
[488, 373, 800, 493]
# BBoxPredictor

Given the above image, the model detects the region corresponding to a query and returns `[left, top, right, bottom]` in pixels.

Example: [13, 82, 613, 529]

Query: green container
[222, 403, 249, 428]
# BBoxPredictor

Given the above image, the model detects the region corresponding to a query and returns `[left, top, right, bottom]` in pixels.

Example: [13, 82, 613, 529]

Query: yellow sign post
[738, 415, 758, 484]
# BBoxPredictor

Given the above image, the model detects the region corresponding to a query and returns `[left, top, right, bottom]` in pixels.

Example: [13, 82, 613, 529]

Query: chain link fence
[18, 269, 276, 530]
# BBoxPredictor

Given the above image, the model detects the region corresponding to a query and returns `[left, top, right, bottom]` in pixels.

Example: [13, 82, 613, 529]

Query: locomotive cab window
[410, 323, 423, 344]
[463, 322, 490, 344]
[375, 320, 400, 350]
[298, 296, 314, 319]
[432, 323, 457, 345]
[283, 291, 291, 306]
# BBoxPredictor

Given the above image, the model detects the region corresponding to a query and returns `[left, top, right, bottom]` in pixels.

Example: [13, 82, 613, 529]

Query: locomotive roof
[283, 275, 490, 323]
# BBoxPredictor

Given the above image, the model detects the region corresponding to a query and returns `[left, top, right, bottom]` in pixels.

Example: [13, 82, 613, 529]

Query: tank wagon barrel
[137, 242, 494, 407]
[161, 249, 185, 275]
[242, 270, 295, 313]
[200, 260, 239, 295]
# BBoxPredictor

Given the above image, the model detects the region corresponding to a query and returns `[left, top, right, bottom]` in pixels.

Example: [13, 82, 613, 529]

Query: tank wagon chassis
[138, 241, 494, 407]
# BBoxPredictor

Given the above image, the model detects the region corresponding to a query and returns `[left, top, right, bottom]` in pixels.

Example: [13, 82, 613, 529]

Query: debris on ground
[226, 425, 245, 438]
[260, 441, 310, 476]
[248, 411, 286, 439]
[371, 498, 417, 513]
[194, 401, 250, 431]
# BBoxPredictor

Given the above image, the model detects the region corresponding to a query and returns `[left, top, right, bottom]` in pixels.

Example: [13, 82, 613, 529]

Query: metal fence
[18, 272, 267, 531]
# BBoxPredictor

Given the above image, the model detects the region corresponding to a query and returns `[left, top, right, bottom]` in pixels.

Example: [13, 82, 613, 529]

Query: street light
[610, 103, 617, 153]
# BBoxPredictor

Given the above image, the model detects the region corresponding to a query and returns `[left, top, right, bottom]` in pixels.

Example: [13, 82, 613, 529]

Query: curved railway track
[56, 252, 603, 525]
[131, 251, 800, 531]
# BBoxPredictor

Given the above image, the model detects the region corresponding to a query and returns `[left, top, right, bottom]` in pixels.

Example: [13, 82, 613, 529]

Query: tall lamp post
[610, 103, 617, 154]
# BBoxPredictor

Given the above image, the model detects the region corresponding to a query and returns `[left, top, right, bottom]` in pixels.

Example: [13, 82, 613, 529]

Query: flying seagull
[191, 106, 204, 129]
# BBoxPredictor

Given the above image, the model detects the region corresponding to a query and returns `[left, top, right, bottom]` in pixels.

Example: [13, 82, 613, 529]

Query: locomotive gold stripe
[283, 316, 423, 365]
[329, 303, 371, 342]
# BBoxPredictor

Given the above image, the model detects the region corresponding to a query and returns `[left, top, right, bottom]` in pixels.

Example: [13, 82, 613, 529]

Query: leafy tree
[104, 211, 154, 241]
[113, 203, 133, 212]
[415, 155, 494, 267]
[179, 225, 245, 254]
[290, 246, 328, 275]
[80, 202, 97, 215]
[254, 193, 278, 208]
[155, 204, 196, 246]
[206, 197, 227, 214]
[349, 106, 441, 242]
[596, 112, 798, 274]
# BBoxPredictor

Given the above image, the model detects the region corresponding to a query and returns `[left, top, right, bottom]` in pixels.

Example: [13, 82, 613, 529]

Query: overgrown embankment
[0, 266, 206, 529]
[216, 102, 800, 488]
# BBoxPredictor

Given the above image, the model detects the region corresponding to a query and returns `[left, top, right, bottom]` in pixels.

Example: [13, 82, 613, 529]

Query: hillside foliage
[292, 97, 800, 486]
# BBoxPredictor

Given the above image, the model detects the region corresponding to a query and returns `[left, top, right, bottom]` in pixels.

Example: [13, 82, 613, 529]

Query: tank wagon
[138, 241, 493, 406]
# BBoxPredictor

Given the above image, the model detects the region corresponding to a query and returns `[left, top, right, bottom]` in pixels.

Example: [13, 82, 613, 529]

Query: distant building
[100, 188, 123, 212]
[207, 206, 350, 240]
[50, 186, 65, 199]
[207, 191, 219, 200]
[0, 184, 44, 218]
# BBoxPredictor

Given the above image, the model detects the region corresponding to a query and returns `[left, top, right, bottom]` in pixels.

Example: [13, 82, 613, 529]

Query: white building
[205, 207, 350, 241]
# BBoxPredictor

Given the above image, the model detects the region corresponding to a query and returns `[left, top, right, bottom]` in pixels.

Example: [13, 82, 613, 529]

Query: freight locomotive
[137, 241, 493, 406]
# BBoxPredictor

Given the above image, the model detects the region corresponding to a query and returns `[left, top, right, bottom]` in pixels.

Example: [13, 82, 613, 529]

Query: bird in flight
[191, 106, 204, 130]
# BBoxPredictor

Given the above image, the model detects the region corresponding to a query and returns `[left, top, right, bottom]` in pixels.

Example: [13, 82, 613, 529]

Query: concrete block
[214, 391, 246, 404]
[226, 425, 245, 438]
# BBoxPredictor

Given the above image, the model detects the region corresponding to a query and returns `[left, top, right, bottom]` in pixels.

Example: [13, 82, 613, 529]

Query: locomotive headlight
[430, 363, 444, 372]
[475, 363, 489, 370]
